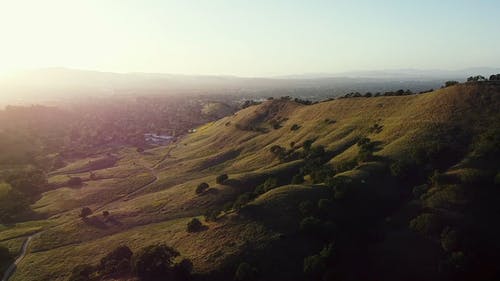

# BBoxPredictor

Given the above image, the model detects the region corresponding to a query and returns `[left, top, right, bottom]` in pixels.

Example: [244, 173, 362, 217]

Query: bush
[187, 218, 203, 232]
[132, 244, 185, 281]
[69, 264, 95, 281]
[195, 182, 209, 194]
[444, 81, 459, 87]
[102, 211, 110, 218]
[99, 245, 133, 276]
[290, 124, 301, 131]
[412, 184, 428, 199]
[300, 216, 322, 234]
[254, 177, 278, 194]
[291, 174, 304, 184]
[79, 207, 92, 219]
[299, 200, 314, 217]
[409, 213, 441, 236]
[204, 209, 220, 222]
[318, 198, 333, 213]
[234, 262, 258, 281]
[303, 254, 325, 276]
[441, 227, 460, 252]
[0, 246, 12, 271]
[216, 174, 228, 184]
[233, 192, 255, 211]
[67, 177, 83, 187]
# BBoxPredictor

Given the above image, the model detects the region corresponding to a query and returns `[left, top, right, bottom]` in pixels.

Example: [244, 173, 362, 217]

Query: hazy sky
[1, 0, 499, 76]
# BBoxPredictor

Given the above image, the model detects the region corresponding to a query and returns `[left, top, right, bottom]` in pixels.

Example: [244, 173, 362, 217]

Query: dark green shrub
[99, 245, 133, 276]
[132, 244, 181, 281]
[233, 192, 255, 211]
[290, 124, 301, 131]
[79, 207, 92, 219]
[204, 209, 220, 222]
[318, 198, 333, 213]
[67, 177, 83, 186]
[216, 174, 228, 184]
[441, 227, 460, 252]
[195, 182, 209, 194]
[187, 218, 203, 232]
[412, 184, 428, 198]
[299, 200, 314, 217]
[300, 216, 322, 234]
[291, 174, 304, 184]
[234, 262, 258, 281]
[409, 213, 441, 236]
[254, 177, 278, 194]
[68, 264, 95, 281]
[0, 246, 12, 272]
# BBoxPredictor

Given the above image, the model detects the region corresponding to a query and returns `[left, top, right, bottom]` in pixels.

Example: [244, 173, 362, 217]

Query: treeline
[0, 168, 47, 223]
[69, 244, 192, 281]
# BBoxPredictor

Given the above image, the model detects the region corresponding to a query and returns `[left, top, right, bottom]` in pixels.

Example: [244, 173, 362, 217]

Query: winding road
[1, 232, 40, 281]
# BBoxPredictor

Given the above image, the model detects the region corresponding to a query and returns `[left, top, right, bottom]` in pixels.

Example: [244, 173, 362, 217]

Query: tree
[216, 174, 228, 184]
[441, 227, 460, 252]
[233, 193, 255, 211]
[303, 254, 326, 277]
[409, 213, 441, 236]
[467, 75, 486, 82]
[0, 246, 12, 269]
[102, 211, 110, 219]
[300, 216, 322, 234]
[291, 174, 304, 184]
[303, 139, 315, 151]
[195, 182, 209, 194]
[132, 244, 182, 281]
[444, 81, 459, 87]
[299, 200, 315, 217]
[68, 264, 94, 281]
[67, 177, 83, 187]
[489, 74, 500, 81]
[99, 245, 133, 276]
[79, 207, 92, 219]
[187, 218, 203, 232]
[234, 262, 258, 281]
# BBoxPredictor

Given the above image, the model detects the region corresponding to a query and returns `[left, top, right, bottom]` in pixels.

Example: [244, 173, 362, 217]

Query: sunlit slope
[3, 82, 499, 281]
[167, 82, 499, 172]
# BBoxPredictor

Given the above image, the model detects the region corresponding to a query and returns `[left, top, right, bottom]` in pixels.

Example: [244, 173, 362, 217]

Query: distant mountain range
[1, 67, 499, 106]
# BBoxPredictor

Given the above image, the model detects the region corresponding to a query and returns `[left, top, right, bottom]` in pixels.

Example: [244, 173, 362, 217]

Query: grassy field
[1, 83, 499, 280]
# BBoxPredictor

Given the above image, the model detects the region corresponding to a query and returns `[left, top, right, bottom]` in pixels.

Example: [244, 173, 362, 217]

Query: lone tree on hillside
[79, 207, 92, 219]
[216, 174, 228, 184]
[132, 244, 192, 281]
[102, 211, 110, 219]
[67, 177, 83, 187]
[195, 182, 209, 194]
[187, 218, 204, 232]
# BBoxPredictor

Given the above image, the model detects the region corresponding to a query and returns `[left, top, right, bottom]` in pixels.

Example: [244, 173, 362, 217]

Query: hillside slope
[1, 82, 499, 281]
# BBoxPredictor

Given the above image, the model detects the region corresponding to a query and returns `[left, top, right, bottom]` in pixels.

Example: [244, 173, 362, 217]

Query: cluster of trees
[0, 168, 47, 223]
[466, 73, 500, 82]
[69, 244, 192, 281]
[0, 246, 13, 277]
[340, 89, 416, 99]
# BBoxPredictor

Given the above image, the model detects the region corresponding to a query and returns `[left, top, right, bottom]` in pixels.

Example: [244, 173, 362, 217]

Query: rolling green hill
[1, 82, 499, 281]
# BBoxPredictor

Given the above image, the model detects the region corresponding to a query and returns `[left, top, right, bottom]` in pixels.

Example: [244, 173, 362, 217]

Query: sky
[0, 0, 499, 77]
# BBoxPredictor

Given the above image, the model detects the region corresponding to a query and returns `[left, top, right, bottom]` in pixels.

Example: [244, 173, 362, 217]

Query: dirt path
[1, 232, 41, 281]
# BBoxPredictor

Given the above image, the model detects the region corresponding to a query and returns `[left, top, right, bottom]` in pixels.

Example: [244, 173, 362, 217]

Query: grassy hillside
[1, 82, 499, 281]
